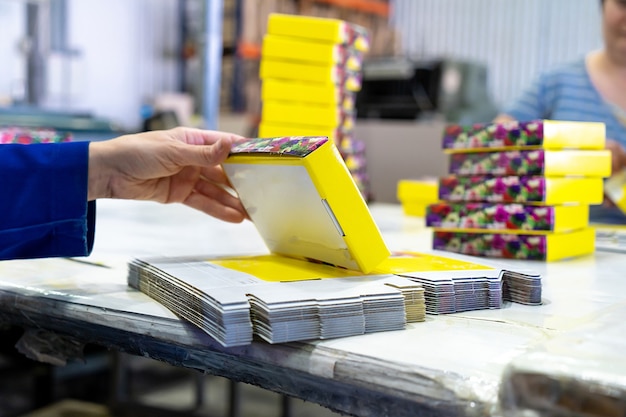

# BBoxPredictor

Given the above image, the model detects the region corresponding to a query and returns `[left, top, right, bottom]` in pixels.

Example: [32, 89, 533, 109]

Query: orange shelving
[308, 0, 390, 17]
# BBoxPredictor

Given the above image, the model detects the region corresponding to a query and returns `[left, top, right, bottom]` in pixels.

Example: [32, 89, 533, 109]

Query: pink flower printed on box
[230, 136, 328, 157]
[449, 150, 545, 176]
[442, 120, 543, 150]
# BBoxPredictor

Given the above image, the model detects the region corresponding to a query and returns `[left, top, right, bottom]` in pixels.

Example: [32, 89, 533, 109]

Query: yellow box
[432, 228, 595, 261]
[442, 120, 606, 153]
[449, 149, 612, 178]
[437, 175, 604, 205]
[262, 100, 353, 130]
[261, 78, 354, 110]
[397, 179, 439, 217]
[267, 13, 369, 51]
[262, 35, 362, 71]
[224, 136, 390, 273]
[260, 58, 362, 91]
[426, 202, 589, 234]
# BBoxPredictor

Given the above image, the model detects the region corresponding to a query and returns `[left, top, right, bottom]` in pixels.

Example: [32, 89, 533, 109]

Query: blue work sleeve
[0, 142, 95, 260]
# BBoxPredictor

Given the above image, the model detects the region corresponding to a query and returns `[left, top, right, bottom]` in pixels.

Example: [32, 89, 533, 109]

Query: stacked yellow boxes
[258, 13, 371, 198]
[425, 120, 612, 261]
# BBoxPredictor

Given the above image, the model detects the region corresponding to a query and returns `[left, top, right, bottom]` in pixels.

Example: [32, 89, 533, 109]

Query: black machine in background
[355, 58, 499, 124]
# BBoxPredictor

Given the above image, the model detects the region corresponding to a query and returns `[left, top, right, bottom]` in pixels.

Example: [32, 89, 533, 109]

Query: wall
[53, 0, 180, 130]
[0, 0, 181, 131]
[0, 1, 26, 104]
[391, 0, 603, 109]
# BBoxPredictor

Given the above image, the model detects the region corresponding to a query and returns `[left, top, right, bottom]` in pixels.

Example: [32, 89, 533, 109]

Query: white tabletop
[0, 199, 624, 417]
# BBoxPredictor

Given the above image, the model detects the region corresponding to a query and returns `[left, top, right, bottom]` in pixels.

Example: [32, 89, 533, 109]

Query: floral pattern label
[1, 127, 72, 144]
[433, 231, 548, 260]
[230, 136, 328, 157]
[442, 120, 543, 150]
[449, 150, 545, 176]
[438, 175, 548, 203]
[426, 202, 556, 231]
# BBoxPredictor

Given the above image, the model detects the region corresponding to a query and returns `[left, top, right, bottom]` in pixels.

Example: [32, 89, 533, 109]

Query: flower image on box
[426, 202, 588, 232]
[433, 231, 549, 260]
[443, 120, 544, 150]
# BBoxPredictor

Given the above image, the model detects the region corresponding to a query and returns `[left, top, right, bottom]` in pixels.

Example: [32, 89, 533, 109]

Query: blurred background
[0, 0, 602, 134]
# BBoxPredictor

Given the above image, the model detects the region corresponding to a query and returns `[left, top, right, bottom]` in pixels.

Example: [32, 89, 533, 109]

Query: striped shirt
[504, 59, 626, 148]
[504, 59, 626, 224]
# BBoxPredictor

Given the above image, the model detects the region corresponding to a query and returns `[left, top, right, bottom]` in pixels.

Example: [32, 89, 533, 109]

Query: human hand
[88, 127, 247, 223]
[606, 139, 626, 175]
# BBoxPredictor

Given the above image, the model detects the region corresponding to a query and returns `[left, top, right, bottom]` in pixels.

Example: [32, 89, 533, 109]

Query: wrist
[88, 141, 111, 200]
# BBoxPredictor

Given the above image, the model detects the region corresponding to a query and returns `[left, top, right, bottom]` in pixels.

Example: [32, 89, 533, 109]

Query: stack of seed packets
[427, 120, 612, 261]
[258, 13, 371, 199]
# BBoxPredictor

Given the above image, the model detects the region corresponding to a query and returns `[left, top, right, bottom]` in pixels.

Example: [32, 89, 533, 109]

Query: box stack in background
[234, 0, 396, 114]
[425, 120, 612, 261]
[257, 13, 372, 199]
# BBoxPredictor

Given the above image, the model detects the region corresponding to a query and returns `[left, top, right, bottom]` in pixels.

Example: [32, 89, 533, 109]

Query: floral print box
[442, 120, 605, 152]
[448, 149, 612, 178]
[426, 202, 588, 233]
[438, 175, 604, 205]
[433, 228, 595, 261]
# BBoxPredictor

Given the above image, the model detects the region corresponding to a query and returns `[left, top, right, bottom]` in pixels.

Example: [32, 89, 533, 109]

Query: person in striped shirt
[496, 0, 626, 223]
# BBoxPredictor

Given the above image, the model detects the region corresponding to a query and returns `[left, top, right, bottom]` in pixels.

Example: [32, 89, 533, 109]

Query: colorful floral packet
[426, 202, 588, 232]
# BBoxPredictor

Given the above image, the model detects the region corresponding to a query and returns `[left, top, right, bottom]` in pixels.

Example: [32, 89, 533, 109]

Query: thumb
[178, 137, 232, 166]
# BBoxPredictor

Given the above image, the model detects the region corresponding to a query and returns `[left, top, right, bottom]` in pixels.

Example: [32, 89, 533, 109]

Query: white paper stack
[502, 271, 542, 306]
[386, 279, 427, 323]
[397, 269, 504, 315]
[129, 256, 427, 347]
[128, 253, 540, 345]
[246, 284, 323, 343]
[128, 257, 261, 347]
